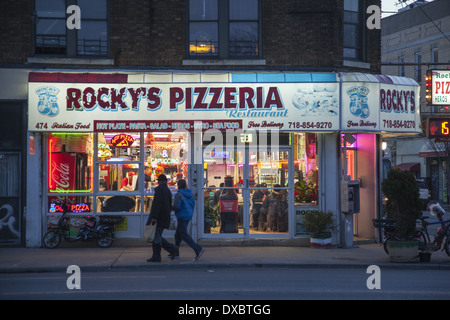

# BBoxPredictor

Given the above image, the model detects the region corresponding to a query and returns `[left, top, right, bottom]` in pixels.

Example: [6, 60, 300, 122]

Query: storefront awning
[393, 162, 420, 172]
[419, 141, 448, 157]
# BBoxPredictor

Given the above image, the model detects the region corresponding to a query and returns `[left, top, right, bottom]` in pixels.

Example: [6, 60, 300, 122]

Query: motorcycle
[42, 203, 124, 249]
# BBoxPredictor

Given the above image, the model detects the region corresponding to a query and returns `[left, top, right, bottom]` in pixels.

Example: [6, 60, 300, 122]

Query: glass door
[249, 149, 291, 235]
[203, 148, 245, 236]
[203, 145, 293, 238]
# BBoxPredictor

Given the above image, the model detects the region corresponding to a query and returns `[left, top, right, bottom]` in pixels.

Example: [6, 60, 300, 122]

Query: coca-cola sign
[49, 153, 76, 193]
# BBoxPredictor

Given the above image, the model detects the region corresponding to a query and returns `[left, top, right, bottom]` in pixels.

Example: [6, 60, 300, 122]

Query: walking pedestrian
[146, 174, 179, 262]
[173, 179, 205, 260]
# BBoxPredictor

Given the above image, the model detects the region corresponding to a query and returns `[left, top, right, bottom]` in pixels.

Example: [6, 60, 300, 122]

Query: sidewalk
[1, 242, 449, 273]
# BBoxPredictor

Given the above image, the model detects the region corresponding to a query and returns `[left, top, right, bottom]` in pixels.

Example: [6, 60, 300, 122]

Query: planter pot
[386, 240, 418, 263]
[419, 251, 431, 263]
[310, 232, 332, 249]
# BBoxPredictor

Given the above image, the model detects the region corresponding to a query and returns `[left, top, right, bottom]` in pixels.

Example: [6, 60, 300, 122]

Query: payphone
[347, 180, 360, 214]
[341, 180, 360, 248]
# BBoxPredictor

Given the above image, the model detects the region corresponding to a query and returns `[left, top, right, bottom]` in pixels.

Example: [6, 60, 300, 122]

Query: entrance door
[202, 145, 292, 238]
[0, 152, 21, 244]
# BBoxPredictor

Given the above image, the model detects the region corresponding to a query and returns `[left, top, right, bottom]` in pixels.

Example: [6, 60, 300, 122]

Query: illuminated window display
[203, 132, 318, 235]
[144, 132, 189, 186]
[47, 133, 93, 208]
[46, 131, 189, 236]
[47, 133, 94, 233]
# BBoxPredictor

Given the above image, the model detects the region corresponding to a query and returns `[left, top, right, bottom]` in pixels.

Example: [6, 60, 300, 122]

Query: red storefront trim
[28, 72, 128, 83]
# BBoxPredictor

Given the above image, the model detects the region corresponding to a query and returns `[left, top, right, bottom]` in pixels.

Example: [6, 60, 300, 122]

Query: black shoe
[195, 248, 205, 260]
[147, 257, 161, 262]
[169, 249, 179, 260]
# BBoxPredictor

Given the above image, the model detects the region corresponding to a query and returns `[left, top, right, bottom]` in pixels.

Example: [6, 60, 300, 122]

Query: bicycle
[372, 218, 427, 255]
[416, 203, 450, 257]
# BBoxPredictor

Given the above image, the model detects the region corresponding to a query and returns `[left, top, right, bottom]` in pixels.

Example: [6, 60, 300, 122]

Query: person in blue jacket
[173, 179, 205, 260]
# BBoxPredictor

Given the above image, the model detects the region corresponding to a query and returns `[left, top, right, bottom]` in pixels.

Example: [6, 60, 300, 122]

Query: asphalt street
[1, 268, 449, 301]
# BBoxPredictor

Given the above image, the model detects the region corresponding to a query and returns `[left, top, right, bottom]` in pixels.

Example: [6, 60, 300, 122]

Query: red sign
[49, 153, 77, 192]
[111, 134, 134, 147]
[49, 203, 91, 213]
[220, 199, 238, 213]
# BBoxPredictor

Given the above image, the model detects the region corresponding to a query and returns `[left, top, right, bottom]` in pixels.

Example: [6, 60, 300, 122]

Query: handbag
[144, 223, 156, 243]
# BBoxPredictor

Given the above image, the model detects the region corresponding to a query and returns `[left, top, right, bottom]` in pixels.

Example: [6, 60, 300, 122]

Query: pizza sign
[111, 134, 134, 147]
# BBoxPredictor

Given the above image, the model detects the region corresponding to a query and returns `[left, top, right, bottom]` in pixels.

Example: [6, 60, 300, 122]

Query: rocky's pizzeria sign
[28, 72, 421, 134]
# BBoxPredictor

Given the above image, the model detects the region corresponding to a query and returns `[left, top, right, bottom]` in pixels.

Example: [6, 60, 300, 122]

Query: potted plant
[302, 210, 334, 248]
[382, 169, 422, 262]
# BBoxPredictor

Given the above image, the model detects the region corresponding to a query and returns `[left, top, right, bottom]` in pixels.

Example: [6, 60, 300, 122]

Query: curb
[1, 261, 449, 274]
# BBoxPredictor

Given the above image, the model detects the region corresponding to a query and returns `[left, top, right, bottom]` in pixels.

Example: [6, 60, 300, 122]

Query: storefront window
[47, 196, 95, 238]
[203, 132, 294, 235]
[144, 132, 189, 186]
[342, 133, 357, 180]
[47, 133, 93, 213]
[95, 131, 189, 218]
[294, 133, 318, 203]
[249, 150, 289, 234]
[203, 149, 244, 234]
[144, 131, 189, 231]
[293, 133, 319, 236]
[98, 132, 141, 161]
[48, 196, 94, 216]
[98, 163, 139, 192]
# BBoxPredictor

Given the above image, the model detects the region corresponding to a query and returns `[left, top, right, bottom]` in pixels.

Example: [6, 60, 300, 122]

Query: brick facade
[0, 0, 31, 64]
[0, 0, 380, 73]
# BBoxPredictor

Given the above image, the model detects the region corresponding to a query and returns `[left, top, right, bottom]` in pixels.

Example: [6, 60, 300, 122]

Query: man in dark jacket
[146, 174, 179, 262]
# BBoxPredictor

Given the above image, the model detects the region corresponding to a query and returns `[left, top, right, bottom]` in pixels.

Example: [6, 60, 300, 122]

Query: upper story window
[398, 56, 405, 77]
[35, 0, 66, 55]
[431, 47, 439, 68]
[415, 51, 422, 83]
[188, 0, 260, 59]
[34, 0, 108, 57]
[76, 0, 108, 56]
[343, 0, 364, 61]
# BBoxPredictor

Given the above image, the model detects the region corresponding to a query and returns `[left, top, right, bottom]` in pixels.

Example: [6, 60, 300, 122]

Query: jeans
[175, 218, 202, 254]
[151, 225, 178, 260]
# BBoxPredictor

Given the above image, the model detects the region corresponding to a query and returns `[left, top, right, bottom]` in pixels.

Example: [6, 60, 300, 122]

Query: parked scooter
[42, 203, 123, 248]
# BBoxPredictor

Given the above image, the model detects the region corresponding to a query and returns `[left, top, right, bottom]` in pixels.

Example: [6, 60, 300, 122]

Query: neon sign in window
[49, 203, 91, 213]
